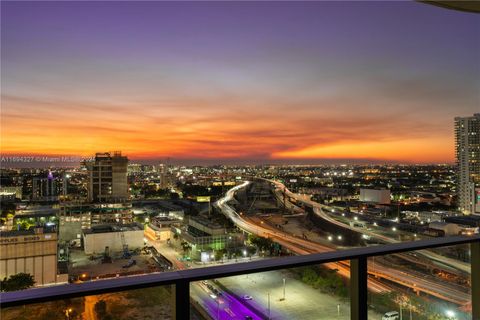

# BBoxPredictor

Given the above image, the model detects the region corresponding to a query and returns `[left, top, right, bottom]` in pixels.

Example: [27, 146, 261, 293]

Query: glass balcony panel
[367, 244, 472, 320]
[1, 285, 175, 320]
[191, 261, 378, 320]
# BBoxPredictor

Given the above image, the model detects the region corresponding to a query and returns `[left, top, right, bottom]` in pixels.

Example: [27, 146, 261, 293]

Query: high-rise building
[455, 113, 480, 214]
[84, 151, 129, 202]
[32, 171, 57, 201]
[158, 163, 169, 189]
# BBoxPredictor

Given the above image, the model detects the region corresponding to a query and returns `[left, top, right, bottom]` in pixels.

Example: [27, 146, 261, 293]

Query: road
[190, 280, 262, 320]
[217, 181, 472, 306]
[270, 179, 470, 274]
[147, 234, 263, 320]
[83, 294, 99, 320]
[330, 209, 472, 274]
[216, 182, 391, 294]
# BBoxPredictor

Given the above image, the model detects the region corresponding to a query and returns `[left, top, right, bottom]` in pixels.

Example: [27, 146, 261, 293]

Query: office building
[158, 163, 171, 189]
[455, 114, 480, 214]
[359, 188, 391, 204]
[59, 202, 134, 242]
[0, 186, 22, 201]
[145, 216, 182, 242]
[32, 171, 57, 201]
[0, 227, 67, 286]
[84, 151, 129, 202]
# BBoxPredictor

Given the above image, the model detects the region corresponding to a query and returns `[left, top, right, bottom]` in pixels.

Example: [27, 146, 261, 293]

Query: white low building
[83, 223, 144, 255]
[428, 222, 462, 236]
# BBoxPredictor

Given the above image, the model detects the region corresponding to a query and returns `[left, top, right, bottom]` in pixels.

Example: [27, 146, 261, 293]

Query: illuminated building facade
[84, 151, 129, 202]
[455, 114, 480, 214]
[0, 227, 67, 286]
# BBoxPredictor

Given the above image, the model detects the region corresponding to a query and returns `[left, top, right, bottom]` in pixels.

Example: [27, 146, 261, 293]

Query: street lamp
[281, 278, 286, 301]
[445, 310, 456, 319]
[328, 235, 333, 241]
[64, 308, 73, 320]
[337, 235, 342, 240]
[267, 292, 271, 320]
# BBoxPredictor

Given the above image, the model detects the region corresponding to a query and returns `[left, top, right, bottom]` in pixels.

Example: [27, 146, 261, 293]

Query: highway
[217, 181, 472, 306]
[327, 209, 471, 275]
[216, 182, 391, 294]
[269, 180, 472, 305]
[269, 178, 470, 274]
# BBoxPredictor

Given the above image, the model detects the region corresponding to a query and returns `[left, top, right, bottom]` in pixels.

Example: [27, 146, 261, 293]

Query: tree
[14, 220, 33, 231]
[246, 246, 256, 257]
[180, 241, 192, 256]
[249, 235, 274, 252]
[1, 273, 35, 291]
[94, 300, 108, 319]
[301, 267, 318, 286]
[214, 249, 226, 261]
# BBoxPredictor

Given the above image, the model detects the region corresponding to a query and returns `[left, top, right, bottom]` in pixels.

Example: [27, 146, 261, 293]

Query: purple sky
[1, 1, 479, 164]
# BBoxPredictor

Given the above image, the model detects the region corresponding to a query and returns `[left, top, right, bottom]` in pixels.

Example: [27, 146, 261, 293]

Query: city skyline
[1, 2, 480, 320]
[2, 1, 479, 164]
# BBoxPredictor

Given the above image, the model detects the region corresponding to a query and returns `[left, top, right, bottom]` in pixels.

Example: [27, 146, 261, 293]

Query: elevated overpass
[216, 180, 472, 306]
[262, 178, 470, 274]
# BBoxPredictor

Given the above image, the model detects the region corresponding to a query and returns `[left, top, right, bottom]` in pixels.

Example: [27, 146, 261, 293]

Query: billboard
[359, 188, 391, 204]
[196, 196, 211, 203]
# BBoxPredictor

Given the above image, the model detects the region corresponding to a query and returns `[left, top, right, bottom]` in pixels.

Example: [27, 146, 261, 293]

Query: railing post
[472, 241, 480, 320]
[351, 257, 368, 320]
[173, 280, 190, 320]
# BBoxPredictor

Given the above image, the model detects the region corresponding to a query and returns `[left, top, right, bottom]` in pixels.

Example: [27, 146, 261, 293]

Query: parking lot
[69, 248, 161, 280]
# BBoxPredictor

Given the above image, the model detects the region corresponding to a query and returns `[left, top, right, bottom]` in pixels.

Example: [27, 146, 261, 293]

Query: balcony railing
[1, 234, 479, 320]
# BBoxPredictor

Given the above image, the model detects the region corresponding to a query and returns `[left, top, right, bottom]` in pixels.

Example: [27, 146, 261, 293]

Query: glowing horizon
[1, 2, 478, 164]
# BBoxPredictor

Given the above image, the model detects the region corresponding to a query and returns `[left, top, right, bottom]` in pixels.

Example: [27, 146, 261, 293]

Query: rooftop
[83, 223, 144, 234]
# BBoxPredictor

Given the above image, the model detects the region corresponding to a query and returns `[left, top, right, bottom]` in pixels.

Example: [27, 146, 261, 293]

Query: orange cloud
[0, 94, 455, 163]
[272, 137, 454, 163]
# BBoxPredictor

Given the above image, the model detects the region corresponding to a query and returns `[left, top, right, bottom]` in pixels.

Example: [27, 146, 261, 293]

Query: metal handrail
[1, 234, 479, 320]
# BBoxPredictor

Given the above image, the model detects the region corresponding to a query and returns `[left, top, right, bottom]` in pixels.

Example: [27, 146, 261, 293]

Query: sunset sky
[1, 1, 479, 164]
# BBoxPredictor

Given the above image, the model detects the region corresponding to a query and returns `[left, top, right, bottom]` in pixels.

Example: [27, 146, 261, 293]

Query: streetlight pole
[283, 278, 286, 301]
[267, 292, 271, 320]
